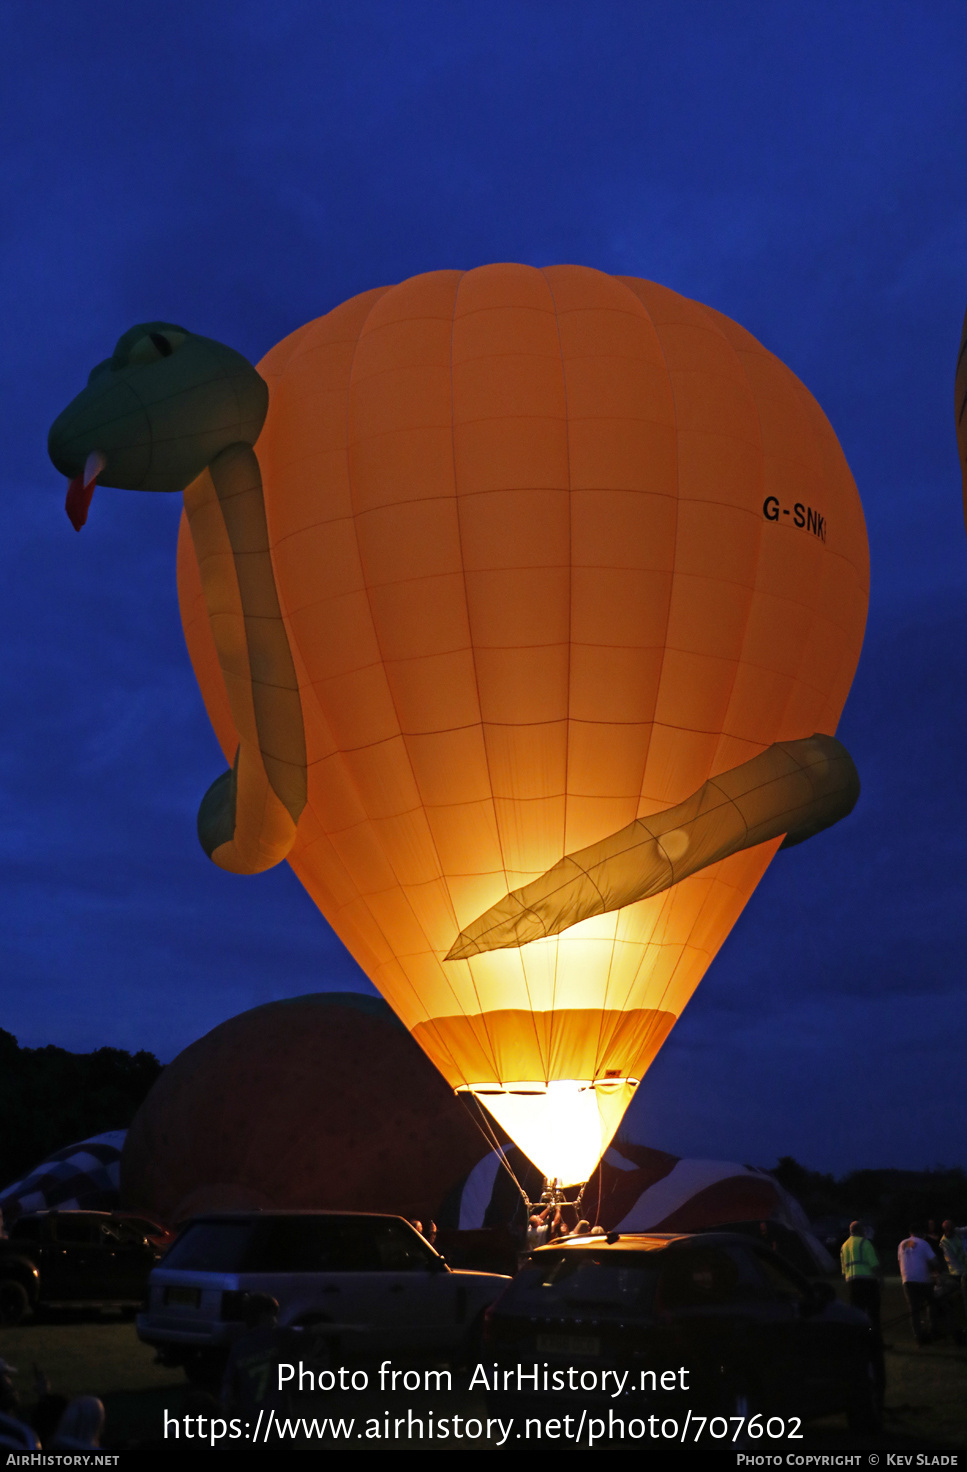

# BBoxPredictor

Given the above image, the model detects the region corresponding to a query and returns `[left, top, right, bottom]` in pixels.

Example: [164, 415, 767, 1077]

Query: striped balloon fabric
[0, 1132, 126, 1225]
[454, 1137, 832, 1274]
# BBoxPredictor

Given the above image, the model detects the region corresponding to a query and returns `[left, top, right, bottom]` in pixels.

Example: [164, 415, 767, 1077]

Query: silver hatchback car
[138, 1211, 509, 1377]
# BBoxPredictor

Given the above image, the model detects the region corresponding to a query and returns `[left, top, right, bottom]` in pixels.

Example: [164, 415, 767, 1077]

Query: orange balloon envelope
[176, 266, 869, 1185]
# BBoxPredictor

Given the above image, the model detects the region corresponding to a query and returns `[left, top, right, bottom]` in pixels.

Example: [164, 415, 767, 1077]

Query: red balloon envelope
[120, 993, 488, 1223]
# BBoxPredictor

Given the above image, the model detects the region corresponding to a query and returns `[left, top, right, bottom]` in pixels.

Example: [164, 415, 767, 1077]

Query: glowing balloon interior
[51, 268, 869, 1187]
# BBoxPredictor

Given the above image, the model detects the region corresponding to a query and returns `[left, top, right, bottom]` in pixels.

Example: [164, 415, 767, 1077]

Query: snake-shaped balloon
[49, 321, 306, 875]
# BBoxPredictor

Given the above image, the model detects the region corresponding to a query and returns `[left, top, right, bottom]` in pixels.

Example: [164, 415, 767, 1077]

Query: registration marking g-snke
[762, 495, 826, 541]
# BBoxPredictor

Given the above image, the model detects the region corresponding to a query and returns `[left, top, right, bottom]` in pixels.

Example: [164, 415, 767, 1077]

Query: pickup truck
[0, 1210, 162, 1322]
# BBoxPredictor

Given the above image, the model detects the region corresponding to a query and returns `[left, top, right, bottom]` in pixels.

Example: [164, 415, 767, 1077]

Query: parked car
[482, 1231, 881, 1432]
[137, 1211, 511, 1381]
[0, 1210, 163, 1323]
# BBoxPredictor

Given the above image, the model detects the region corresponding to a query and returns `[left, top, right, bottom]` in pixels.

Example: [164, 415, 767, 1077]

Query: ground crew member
[939, 1220, 967, 1343]
[898, 1226, 940, 1345]
[841, 1220, 882, 1339]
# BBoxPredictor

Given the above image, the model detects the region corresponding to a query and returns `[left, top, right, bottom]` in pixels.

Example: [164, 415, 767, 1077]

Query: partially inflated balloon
[51, 268, 868, 1187]
[121, 994, 487, 1222]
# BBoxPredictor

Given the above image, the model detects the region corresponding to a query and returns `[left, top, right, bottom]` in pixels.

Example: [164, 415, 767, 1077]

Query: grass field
[0, 1277, 963, 1450]
[838, 1276, 967, 1449]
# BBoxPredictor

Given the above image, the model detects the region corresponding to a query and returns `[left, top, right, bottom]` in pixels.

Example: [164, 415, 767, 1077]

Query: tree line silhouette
[0, 1028, 161, 1189]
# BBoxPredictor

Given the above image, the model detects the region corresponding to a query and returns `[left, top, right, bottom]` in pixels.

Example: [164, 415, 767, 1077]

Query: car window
[246, 1219, 383, 1272]
[371, 1221, 438, 1272]
[159, 1217, 442, 1274]
[163, 1222, 255, 1272]
[656, 1248, 742, 1309]
[521, 1252, 658, 1309]
[53, 1215, 97, 1244]
[750, 1251, 812, 1306]
[722, 1244, 781, 1301]
[115, 1221, 152, 1245]
[245, 1218, 438, 1272]
[9, 1218, 42, 1241]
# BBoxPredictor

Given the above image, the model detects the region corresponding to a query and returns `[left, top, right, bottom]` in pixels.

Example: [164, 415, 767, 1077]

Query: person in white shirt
[898, 1226, 940, 1345]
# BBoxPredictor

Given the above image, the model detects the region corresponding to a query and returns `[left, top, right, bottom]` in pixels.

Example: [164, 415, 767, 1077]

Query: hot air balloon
[49, 266, 869, 1195]
[121, 994, 488, 1224]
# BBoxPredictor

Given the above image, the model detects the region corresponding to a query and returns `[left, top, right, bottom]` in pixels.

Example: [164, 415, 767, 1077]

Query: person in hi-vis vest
[841, 1220, 882, 1340]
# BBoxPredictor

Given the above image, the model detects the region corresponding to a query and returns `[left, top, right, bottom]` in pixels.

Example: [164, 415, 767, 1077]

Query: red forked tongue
[66, 450, 106, 531]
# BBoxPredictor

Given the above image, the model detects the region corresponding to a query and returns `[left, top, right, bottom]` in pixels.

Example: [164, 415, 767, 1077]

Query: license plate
[537, 1333, 601, 1356]
[164, 1286, 201, 1308]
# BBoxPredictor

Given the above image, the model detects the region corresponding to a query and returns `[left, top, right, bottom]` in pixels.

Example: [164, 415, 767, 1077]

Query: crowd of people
[414, 1205, 601, 1258]
[840, 1218, 967, 1347]
[525, 1204, 595, 1248]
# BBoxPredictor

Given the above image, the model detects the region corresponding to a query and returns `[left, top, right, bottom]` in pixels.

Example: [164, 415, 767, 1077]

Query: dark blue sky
[3, 2, 965, 1174]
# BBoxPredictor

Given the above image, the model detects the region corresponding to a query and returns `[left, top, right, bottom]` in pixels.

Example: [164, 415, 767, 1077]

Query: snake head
[48, 322, 268, 524]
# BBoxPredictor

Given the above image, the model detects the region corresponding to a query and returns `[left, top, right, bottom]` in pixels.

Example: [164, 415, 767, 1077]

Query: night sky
[3, 2, 965, 1175]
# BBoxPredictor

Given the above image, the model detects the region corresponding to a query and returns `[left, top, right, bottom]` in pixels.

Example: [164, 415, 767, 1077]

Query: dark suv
[482, 1232, 881, 1432]
[138, 1211, 510, 1375]
[0, 1210, 162, 1322]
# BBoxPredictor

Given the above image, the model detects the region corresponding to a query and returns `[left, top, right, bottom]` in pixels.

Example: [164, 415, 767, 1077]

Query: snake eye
[126, 329, 187, 366]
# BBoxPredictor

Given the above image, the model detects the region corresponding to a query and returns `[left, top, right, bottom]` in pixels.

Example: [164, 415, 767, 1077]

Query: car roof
[530, 1231, 775, 1255]
[18, 1209, 115, 1220]
[180, 1210, 417, 1225]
